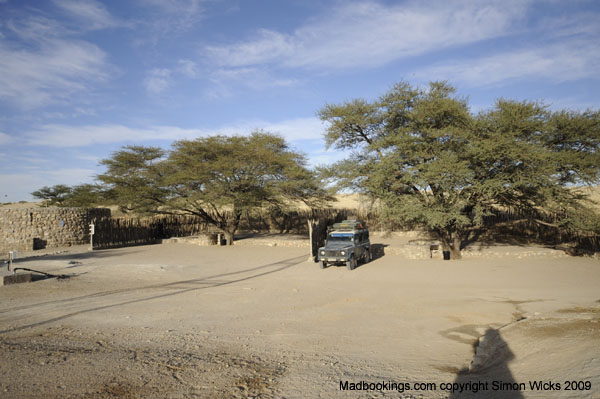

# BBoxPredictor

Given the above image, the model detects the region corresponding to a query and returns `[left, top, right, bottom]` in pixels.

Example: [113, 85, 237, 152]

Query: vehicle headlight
[320, 250, 325, 255]
[340, 251, 346, 256]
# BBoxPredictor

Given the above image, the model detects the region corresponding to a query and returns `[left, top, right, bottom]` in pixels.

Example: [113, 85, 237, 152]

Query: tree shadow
[450, 328, 524, 399]
[0, 255, 307, 334]
[459, 228, 535, 250]
[9, 247, 148, 264]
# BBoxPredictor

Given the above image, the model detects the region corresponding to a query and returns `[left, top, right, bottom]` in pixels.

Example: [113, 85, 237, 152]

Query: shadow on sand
[0, 254, 307, 335]
[370, 243, 388, 261]
[450, 328, 524, 399]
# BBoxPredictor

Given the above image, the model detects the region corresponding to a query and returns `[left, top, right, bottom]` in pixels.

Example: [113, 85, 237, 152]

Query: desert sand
[0, 237, 598, 398]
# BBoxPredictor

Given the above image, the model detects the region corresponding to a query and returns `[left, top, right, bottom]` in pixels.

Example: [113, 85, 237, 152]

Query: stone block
[0, 271, 32, 286]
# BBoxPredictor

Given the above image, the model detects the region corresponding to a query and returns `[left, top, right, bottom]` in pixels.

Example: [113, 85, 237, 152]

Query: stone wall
[0, 207, 110, 257]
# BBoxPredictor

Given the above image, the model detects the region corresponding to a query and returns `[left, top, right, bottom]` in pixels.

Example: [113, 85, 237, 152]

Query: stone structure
[162, 234, 218, 246]
[0, 207, 110, 257]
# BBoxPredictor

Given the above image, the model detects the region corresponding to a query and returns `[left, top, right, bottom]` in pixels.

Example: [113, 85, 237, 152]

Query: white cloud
[543, 97, 600, 112]
[137, 0, 205, 35]
[185, 117, 324, 142]
[177, 59, 198, 78]
[257, 117, 325, 142]
[24, 117, 326, 148]
[12, 118, 331, 201]
[0, 39, 108, 109]
[207, 67, 300, 98]
[0, 132, 12, 145]
[44, 168, 98, 183]
[535, 11, 600, 39]
[205, 0, 530, 71]
[141, 0, 204, 15]
[0, 173, 47, 201]
[144, 68, 172, 94]
[143, 61, 199, 94]
[0, 16, 110, 109]
[194, 117, 325, 143]
[52, 0, 121, 30]
[25, 124, 193, 147]
[0, 169, 98, 201]
[414, 39, 600, 87]
[6, 15, 67, 41]
[208, 29, 294, 68]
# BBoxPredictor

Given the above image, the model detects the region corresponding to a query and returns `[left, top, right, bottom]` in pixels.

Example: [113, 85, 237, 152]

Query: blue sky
[0, 0, 599, 201]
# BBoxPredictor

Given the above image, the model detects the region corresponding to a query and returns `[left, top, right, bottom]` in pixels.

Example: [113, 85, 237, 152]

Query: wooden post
[307, 219, 315, 261]
[8, 251, 14, 272]
[307, 217, 323, 262]
[89, 223, 95, 250]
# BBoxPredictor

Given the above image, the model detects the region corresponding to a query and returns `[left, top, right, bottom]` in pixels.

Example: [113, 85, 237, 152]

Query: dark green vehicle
[317, 220, 371, 270]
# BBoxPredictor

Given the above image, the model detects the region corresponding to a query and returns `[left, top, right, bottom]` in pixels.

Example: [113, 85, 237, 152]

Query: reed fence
[90, 207, 599, 253]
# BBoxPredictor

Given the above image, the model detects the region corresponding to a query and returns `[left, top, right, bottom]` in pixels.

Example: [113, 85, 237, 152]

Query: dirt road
[0, 243, 598, 398]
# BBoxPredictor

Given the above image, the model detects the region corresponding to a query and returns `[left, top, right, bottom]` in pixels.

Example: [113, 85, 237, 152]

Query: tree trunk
[222, 209, 241, 245]
[440, 235, 451, 259]
[224, 230, 235, 245]
[307, 218, 318, 261]
[451, 232, 463, 260]
[437, 229, 462, 260]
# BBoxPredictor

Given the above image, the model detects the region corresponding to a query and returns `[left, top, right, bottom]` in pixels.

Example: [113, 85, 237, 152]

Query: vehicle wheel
[319, 260, 327, 269]
[346, 256, 357, 270]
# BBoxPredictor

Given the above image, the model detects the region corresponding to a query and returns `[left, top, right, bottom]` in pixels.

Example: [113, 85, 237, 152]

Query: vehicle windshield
[328, 234, 353, 242]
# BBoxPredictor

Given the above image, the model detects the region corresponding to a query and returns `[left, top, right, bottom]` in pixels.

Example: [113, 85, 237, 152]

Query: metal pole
[8, 251, 13, 273]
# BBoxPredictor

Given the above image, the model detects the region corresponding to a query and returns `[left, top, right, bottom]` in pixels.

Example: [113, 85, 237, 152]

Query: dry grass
[0, 201, 41, 209]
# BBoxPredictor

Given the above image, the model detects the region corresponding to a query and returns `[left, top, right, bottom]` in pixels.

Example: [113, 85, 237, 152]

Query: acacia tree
[98, 132, 329, 244]
[97, 145, 168, 213]
[32, 184, 105, 207]
[32, 185, 73, 206]
[319, 81, 600, 258]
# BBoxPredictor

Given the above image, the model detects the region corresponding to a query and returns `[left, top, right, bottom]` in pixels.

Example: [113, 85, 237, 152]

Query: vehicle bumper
[318, 256, 350, 263]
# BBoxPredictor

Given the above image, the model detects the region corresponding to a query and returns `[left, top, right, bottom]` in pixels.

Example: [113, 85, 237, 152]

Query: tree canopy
[32, 184, 104, 207]
[97, 131, 329, 244]
[319, 81, 600, 258]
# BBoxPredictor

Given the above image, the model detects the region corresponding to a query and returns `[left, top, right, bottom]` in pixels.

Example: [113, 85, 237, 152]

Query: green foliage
[319, 81, 600, 258]
[32, 184, 72, 206]
[65, 184, 106, 207]
[318, 98, 384, 151]
[98, 145, 167, 214]
[31, 184, 104, 207]
[98, 132, 330, 243]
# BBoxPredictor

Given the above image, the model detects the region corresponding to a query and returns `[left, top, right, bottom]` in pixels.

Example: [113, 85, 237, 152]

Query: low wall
[0, 207, 110, 257]
[162, 234, 218, 246]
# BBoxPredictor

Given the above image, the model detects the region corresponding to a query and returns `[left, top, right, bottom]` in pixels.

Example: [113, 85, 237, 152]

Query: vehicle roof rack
[330, 220, 367, 231]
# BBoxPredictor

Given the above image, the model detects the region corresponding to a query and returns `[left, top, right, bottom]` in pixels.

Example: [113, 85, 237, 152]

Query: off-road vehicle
[317, 220, 371, 270]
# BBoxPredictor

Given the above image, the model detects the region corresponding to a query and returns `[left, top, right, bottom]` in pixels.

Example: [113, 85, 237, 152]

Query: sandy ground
[0, 239, 598, 399]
